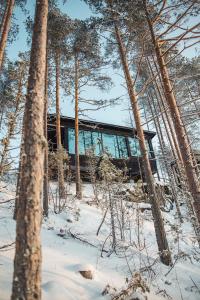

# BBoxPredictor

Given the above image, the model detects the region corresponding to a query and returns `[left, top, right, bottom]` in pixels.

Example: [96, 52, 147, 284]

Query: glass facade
[68, 128, 75, 154]
[128, 137, 153, 158]
[101, 133, 119, 158]
[117, 136, 128, 158]
[79, 131, 85, 155]
[92, 131, 102, 156]
[128, 137, 141, 156]
[68, 128, 153, 159]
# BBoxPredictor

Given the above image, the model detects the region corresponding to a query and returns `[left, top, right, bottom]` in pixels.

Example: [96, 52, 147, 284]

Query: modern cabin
[47, 114, 157, 180]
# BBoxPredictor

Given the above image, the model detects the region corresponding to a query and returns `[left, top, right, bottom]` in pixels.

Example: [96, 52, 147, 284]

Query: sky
[8, 0, 134, 128]
[7, 0, 199, 130]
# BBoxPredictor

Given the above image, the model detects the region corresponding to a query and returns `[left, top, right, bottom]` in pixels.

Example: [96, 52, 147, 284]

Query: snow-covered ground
[0, 181, 200, 300]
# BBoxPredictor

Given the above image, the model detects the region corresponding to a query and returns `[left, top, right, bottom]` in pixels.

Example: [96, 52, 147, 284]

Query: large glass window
[128, 137, 141, 156]
[117, 136, 128, 158]
[68, 128, 75, 154]
[68, 128, 85, 155]
[68, 128, 130, 159]
[102, 133, 119, 158]
[68, 128, 101, 156]
[79, 130, 85, 155]
[128, 137, 154, 157]
[92, 131, 102, 156]
[145, 139, 154, 158]
[84, 131, 92, 154]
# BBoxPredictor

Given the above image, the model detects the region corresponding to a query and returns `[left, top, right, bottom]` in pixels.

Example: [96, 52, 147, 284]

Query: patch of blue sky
[7, 0, 131, 127]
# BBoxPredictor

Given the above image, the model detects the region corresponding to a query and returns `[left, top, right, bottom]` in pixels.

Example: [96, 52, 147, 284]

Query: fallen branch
[96, 208, 108, 236]
[67, 228, 109, 253]
[190, 276, 200, 294]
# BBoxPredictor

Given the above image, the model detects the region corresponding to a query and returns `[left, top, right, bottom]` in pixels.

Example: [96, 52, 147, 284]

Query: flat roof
[48, 114, 156, 138]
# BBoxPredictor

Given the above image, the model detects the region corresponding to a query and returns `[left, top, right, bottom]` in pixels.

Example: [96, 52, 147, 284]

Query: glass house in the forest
[47, 114, 157, 180]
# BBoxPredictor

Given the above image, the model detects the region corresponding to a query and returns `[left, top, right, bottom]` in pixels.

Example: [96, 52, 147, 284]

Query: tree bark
[13, 129, 24, 220]
[75, 52, 82, 199]
[148, 56, 183, 164]
[147, 91, 183, 222]
[0, 1, 9, 37]
[0, 0, 15, 71]
[145, 8, 200, 225]
[113, 21, 171, 265]
[43, 41, 49, 217]
[0, 61, 24, 178]
[55, 50, 65, 201]
[11, 1, 48, 299]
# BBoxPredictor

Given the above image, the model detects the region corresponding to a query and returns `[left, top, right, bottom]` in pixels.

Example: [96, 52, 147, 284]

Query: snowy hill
[0, 181, 200, 300]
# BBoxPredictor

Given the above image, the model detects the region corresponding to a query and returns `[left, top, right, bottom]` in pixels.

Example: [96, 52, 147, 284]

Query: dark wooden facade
[47, 114, 157, 180]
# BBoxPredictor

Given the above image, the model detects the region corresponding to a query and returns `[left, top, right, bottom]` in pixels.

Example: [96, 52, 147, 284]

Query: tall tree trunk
[113, 21, 171, 265]
[0, 2, 9, 37]
[0, 61, 24, 178]
[75, 52, 82, 199]
[148, 56, 183, 164]
[147, 57, 184, 187]
[145, 8, 200, 225]
[43, 42, 48, 217]
[13, 128, 24, 220]
[147, 91, 183, 222]
[55, 50, 65, 201]
[0, 0, 15, 71]
[11, 1, 48, 299]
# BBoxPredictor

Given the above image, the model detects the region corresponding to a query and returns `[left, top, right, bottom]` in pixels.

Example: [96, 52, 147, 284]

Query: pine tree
[0, 56, 28, 179]
[71, 19, 112, 199]
[11, 0, 48, 299]
[143, 0, 200, 225]
[85, 0, 172, 265]
[47, 8, 73, 200]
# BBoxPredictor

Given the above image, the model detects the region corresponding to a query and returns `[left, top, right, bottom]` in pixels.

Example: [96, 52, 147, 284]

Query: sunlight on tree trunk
[11, 1, 48, 299]
[113, 20, 171, 266]
[145, 8, 200, 225]
[0, 0, 15, 71]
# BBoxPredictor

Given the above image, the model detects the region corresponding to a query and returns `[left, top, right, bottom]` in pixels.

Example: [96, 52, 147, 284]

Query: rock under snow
[75, 264, 95, 280]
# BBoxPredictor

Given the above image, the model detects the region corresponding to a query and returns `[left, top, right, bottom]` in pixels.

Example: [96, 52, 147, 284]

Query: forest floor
[0, 181, 200, 300]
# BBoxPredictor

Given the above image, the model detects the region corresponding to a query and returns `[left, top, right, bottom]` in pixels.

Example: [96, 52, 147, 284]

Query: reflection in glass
[79, 131, 85, 155]
[68, 128, 152, 159]
[117, 136, 128, 158]
[128, 137, 141, 156]
[92, 131, 102, 156]
[145, 139, 154, 158]
[68, 128, 75, 154]
[102, 133, 119, 158]
[84, 130, 92, 154]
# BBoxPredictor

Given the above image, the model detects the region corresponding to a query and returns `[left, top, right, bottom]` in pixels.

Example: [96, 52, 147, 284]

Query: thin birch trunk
[75, 52, 82, 199]
[11, 1, 48, 299]
[55, 50, 65, 201]
[13, 128, 24, 220]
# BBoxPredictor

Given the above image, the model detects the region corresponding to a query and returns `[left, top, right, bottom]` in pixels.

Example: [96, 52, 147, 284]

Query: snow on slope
[0, 181, 200, 300]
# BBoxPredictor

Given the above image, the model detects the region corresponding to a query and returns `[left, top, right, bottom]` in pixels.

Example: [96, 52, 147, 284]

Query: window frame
[66, 126, 154, 159]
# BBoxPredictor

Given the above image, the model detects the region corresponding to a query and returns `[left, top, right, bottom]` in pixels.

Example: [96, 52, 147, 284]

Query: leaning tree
[85, 0, 172, 265]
